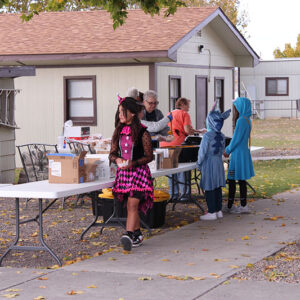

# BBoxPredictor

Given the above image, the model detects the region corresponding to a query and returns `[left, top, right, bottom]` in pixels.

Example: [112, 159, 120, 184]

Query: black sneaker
[120, 233, 133, 251]
[132, 233, 144, 247]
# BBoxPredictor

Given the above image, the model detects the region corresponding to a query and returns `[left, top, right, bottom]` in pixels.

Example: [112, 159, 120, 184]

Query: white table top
[0, 163, 197, 199]
[250, 146, 264, 153]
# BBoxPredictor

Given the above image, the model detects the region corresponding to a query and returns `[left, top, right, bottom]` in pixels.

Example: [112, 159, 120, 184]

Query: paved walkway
[0, 190, 300, 299]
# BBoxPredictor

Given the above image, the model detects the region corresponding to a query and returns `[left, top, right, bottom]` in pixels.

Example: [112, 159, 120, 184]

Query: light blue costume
[197, 107, 231, 191]
[225, 97, 255, 180]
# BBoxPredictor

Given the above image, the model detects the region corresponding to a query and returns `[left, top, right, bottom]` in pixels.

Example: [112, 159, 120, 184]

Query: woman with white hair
[127, 87, 139, 100]
[142, 90, 169, 136]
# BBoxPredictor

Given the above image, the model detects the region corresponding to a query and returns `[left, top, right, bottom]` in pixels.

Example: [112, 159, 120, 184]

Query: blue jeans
[168, 171, 191, 197]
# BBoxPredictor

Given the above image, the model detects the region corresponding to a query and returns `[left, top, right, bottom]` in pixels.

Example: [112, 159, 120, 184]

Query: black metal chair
[17, 143, 58, 207]
[67, 140, 95, 154]
[17, 143, 58, 183]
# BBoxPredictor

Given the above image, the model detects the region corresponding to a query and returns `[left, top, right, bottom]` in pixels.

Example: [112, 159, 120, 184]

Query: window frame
[265, 77, 289, 96]
[168, 75, 181, 111]
[0, 89, 18, 128]
[64, 75, 97, 126]
[214, 77, 225, 112]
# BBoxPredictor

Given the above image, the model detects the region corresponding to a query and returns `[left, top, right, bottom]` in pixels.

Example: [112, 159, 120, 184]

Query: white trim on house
[168, 8, 259, 67]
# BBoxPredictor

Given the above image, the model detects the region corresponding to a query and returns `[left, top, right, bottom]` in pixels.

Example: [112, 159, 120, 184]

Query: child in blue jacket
[197, 103, 231, 220]
[224, 97, 255, 214]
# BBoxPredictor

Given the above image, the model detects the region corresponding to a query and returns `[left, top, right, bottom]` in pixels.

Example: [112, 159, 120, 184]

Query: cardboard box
[47, 152, 87, 184]
[85, 154, 102, 182]
[161, 147, 182, 169]
[148, 151, 163, 172]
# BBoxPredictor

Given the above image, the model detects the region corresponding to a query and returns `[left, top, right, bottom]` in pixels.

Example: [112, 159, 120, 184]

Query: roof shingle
[0, 7, 217, 56]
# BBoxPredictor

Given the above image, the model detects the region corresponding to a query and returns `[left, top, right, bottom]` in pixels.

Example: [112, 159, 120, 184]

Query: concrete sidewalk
[1, 190, 300, 300]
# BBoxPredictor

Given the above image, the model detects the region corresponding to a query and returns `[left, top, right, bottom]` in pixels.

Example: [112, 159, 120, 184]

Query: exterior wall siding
[0, 78, 15, 183]
[14, 65, 149, 166]
[157, 65, 233, 137]
[241, 60, 300, 118]
[176, 25, 235, 67]
[157, 23, 235, 137]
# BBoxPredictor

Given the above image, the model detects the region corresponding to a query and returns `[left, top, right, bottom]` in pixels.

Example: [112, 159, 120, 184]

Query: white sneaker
[223, 206, 239, 214]
[216, 211, 223, 218]
[237, 204, 250, 214]
[200, 212, 217, 221]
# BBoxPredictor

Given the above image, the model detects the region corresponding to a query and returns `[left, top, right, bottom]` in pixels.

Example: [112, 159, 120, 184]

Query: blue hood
[206, 105, 231, 133]
[233, 97, 252, 118]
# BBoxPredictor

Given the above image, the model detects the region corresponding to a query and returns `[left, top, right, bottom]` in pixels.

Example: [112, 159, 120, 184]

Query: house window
[215, 78, 224, 112]
[266, 77, 289, 96]
[169, 76, 181, 110]
[64, 76, 97, 125]
[0, 89, 18, 128]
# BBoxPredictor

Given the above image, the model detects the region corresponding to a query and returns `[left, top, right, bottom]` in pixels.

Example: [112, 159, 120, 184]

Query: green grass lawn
[252, 119, 300, 149]
[155, 159, 300, 200]
[242, 159, 300, 198]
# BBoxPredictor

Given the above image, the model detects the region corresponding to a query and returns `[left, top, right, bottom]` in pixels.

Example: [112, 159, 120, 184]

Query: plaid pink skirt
[112, 164, 153, 215]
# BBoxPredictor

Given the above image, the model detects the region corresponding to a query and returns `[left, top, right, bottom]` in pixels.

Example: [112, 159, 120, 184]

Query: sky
[239, 0, 300, 60]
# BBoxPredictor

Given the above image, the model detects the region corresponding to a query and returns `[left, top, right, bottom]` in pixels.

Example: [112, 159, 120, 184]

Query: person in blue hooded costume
[224, 97, 255, 214]
[197, 102, 231, 220]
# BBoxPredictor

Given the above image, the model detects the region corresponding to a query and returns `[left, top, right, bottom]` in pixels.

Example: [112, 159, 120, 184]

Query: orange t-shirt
[160, 109, 192, 147]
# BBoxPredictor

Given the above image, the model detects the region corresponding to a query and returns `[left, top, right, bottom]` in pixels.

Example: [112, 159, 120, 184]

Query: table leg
[37, 199, 62, 266]
[80, 192, 101, 240]
[167, 171, 205, 213]
[0, 198, 21, 266]
[0, 198, 62, 267]
[246, 181, 256, 194]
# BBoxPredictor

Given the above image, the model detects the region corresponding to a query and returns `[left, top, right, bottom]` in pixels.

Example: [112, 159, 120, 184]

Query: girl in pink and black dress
[109, 97, 154, 251]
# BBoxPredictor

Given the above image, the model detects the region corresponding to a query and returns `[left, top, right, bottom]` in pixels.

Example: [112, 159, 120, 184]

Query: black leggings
[228, 180, 247, 207]
[205, 187, 222, 213]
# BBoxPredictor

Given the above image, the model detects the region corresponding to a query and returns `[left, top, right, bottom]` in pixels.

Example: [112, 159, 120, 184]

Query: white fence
[251, 99, 300, 119]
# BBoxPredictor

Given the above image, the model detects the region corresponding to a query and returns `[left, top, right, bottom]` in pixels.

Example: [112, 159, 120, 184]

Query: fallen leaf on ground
[37, 277, 48, 281]
[241, 236, 250, 240]
[66, 290, 84, 295]
[138, 277, 152, 281]
[264, 216, 284, 221]
[1, 294, 19, 298]
[229, 265, 240, 269]
[87, 285, 97, 288]
[33, 297, 46, 300]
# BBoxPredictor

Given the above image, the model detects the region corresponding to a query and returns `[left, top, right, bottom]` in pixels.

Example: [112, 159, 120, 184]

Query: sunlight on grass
[248, 159, 300, 198]
[155, 160, 300, 200]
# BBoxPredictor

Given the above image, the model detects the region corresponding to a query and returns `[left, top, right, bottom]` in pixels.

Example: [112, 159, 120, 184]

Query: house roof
[0, 7, 259, 66]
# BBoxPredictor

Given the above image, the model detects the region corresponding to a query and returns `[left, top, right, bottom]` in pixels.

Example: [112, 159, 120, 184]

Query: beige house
[0, 67, 35, 182]
[241, 58, 300, 119]
[0, 7, 259, 167]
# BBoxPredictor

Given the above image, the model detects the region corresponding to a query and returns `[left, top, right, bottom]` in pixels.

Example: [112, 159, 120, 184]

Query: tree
[0, 0, 248, 31]
[273, 34, 300, 58]
[185, 0, 249, 36]
[0, 0, 186, 29]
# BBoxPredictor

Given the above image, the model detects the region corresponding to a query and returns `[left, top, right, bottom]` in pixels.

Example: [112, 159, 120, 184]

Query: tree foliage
[0, 0, 248, 31]
[0, 0, 186, 29]
[185, 0, 248, 35]
[273, 34, 300, 58]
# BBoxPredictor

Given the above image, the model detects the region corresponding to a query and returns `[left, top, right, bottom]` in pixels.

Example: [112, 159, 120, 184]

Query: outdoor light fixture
[199, 45, 211, 82]
[198, 45, 204, 53]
